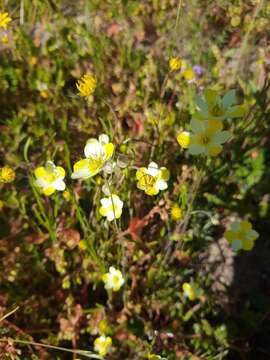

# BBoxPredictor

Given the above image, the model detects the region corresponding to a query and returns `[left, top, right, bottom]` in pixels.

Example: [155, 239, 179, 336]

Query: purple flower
[193, 65, 203, 77]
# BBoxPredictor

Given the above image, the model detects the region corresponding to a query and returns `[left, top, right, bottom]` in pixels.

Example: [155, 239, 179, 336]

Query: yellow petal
[74, 159, 89, 171]
[136, 167, 147, 180]
[160, 167, 170, 181]
[35, 167, 47, 178]
[99, 206, 108, 217]
[208, 145, 222, 157]
[177, 131, 191, 148]
[242, 239, 254, 251]
[56, 166, 65, 178]
[224, 230, 235, 242]
[43, 187, 55, 196]
[105, 143, 114, 158]
[240, 220, 252, 232]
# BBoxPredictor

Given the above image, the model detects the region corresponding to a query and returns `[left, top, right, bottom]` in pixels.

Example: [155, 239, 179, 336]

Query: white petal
[212, 131, 231, 145]
[101, 198, 112, 208]
[231, 221, 241, 232]
[99, 134, 109, 144]
[107, 211, 115, 221]
[53, 179, 66, 191]
[190, 119, 205, 134]
[71, 169, 91, 179]
[247, 229, 259, 240]
[232, 240, 242, 251]
[156, 179, 168, 190]
[147, 162, 159, 176]
[84, 139, 102, 158]
[35, 178, 48, 188]
[188, 144, 205, 155]
[222, 90, 236, 108]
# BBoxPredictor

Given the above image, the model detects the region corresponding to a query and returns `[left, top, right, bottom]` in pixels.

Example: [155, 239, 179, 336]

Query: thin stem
[0, 339, 103, 359]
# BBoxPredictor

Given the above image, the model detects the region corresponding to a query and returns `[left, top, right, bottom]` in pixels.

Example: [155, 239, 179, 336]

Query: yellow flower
[169, 57, 182, 71]
[177, 131, 191, 149]
[0, 166, 16, 183]
[194, 88, 246, 122]
[136, 162, 170, 196]
[182, 282, 197, 301]
[0, 12, 11, 29]
[34, 161, 66, 196]
[28, 56, 37, 66]
[102, 266, 124, 292]
[171, 204, 182, 220]
[94, 336, 112, 357]
[225, 220, 259, 251]
[187, 119, 231, 157]
[63, 190, 71, 201]
[1, 34, 8, 44]
[76, 73, 96, 97]
[99, 194, 123, 221]
[147, 355, 165, 360]
[71, 134, 114, 180]
[182, 68, 195, 81]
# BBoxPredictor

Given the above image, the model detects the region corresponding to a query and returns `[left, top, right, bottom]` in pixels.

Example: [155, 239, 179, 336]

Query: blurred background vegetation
[0, 0, 269, 359]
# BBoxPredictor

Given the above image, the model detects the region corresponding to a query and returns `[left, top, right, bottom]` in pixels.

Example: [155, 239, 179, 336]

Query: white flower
[99, 194, 123, 221]
[71, 134, 114, 180]
[136, 162, 170, 196]
[34, 161, 66, 196]
[102, 266, 124, 292]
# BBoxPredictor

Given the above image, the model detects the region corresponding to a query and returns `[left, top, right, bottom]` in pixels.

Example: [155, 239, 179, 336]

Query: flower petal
[35, 167, 46, 178]
[190, 119, 205, 134]
[156, 179, 168, 190]
[222, 89, 236, 108]
[212, 131, 231, 145]
[84, 139, 102, 158]
[188, 143, 205, 155]
[53, 179, 66, 191]
[99, 134, 109, 144]
[147, 162, 159, 176]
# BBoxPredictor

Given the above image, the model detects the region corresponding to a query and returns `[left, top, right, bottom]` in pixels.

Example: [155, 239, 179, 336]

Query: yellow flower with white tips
[94, 335, 112, 357]
[76, 73, 96, 97]
[225, 220, 259, 251]
[34, 161, 66, 196]
[184, 119, 231, 157]
[0, 12, 11, 29]
[194, 88, 245, 122]
[102, 266, 124, 292]
[99, 194, 123, 221]
[71, 134, 114, 180]
[136, 162, 169, 196]
[182, 282, 198, 301]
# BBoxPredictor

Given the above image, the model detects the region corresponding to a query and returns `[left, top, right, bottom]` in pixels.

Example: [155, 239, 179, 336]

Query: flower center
[211, 104, 225, 117]
[89, 158, 105, 173]
[138, 174, 155, 189]
[199, 135, 211, 145]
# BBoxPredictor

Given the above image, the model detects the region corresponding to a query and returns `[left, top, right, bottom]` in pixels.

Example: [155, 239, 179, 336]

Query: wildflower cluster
[177, 89, 245, 157]
[169, 56, 196, 82]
